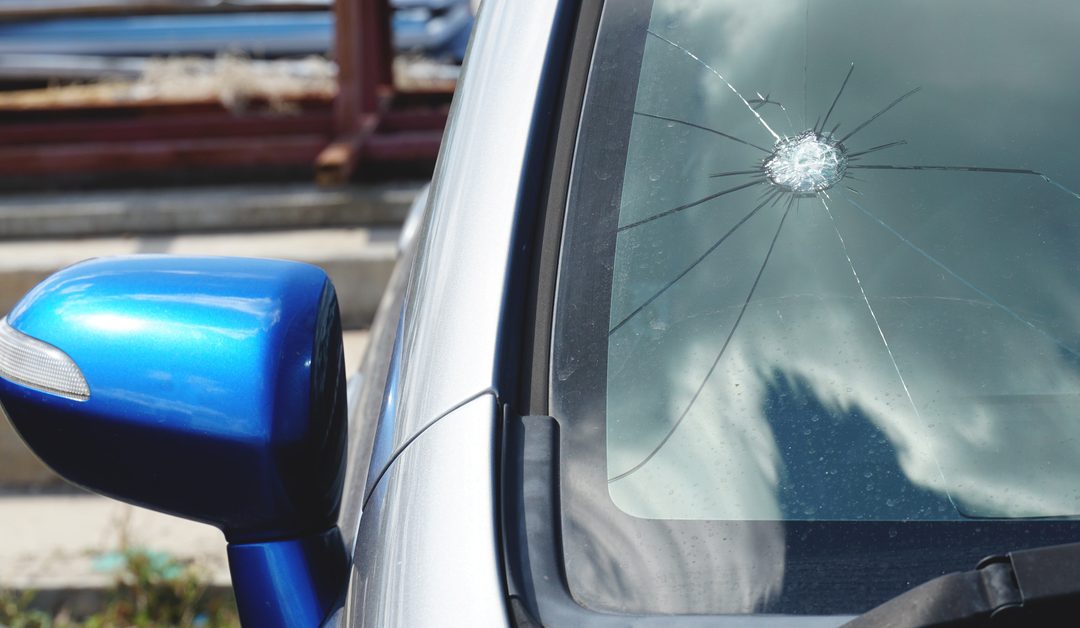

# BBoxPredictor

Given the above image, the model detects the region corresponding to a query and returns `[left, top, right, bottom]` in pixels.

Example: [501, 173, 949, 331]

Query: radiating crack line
[818, 63, 854, 134]
[634, 111, 772, 154]
[847, 164, 1080, 200]
[750, 92, 796, 134]
[647, 29, 781, 141]
[771, 94, 796, 134]
[839, 86, 921, 144]
[610, 190, 781, 336]
[617, 179, 764, 232]
[710, 169, 763, 179]
[820, 195, 961, 514]
[802, 0, 809, 126]
[846, 196, 1080, 361]
[847, 140, 907, 159]
[610, 203, 792, 483]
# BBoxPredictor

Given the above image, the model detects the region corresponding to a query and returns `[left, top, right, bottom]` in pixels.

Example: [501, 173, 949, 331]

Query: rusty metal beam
[332, 0, 393, 124]
[0, 95, 333, 122]
[3, 113, 334, 145]
[379, 107, 450, 132]
[0, 0, 452, 184]
[361, 130, 442, 161]
[316, 113, 377, 185]
[317, 0, 447, 185]
[0, 135, 329, 175]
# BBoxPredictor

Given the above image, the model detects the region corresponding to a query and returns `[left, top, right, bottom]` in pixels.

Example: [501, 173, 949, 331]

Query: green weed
[0, 549, 238, 628]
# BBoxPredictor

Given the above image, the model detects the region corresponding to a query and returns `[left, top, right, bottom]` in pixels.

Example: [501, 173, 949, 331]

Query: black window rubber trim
[513, 0, 603, 418]
[499, 0, 603, 623]
[496, 0, 721, 624]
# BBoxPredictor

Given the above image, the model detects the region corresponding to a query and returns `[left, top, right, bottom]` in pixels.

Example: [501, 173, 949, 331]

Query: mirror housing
[0, 256, 349, 626]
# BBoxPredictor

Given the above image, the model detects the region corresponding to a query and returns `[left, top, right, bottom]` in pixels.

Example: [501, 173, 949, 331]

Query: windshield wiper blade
[845, 541, 1080, 627]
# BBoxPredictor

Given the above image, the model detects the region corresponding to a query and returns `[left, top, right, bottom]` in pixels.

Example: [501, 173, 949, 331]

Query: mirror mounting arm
[229, 527, 350, 627]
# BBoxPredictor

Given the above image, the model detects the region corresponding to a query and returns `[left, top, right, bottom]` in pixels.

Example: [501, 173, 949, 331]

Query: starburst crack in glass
[607, 26, 1080, 522]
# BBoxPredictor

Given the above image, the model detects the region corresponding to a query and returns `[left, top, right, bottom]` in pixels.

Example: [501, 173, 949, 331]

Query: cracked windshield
[554, 0, 1080, 616]
[606, 0, 1080, 523]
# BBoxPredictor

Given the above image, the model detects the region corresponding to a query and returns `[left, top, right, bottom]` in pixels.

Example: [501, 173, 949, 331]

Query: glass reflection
[606, 0, 1080, 522]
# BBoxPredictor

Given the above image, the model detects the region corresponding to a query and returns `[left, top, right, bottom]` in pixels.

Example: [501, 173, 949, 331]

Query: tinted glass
[553, 0, 1080, 616]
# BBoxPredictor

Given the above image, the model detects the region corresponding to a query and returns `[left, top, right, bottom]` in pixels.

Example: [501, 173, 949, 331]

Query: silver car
[344, 0, 1080, 624]
[5, 0, 1080, 625]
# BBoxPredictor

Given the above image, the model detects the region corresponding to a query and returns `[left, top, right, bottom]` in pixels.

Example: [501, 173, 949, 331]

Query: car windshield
[551, 0, 1080, 617]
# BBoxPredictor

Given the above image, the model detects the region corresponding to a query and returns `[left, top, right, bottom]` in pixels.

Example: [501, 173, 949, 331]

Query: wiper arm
[845, 541, 1080, 627]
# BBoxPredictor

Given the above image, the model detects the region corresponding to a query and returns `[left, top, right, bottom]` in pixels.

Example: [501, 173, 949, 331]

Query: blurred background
[0, 1, 472, 624]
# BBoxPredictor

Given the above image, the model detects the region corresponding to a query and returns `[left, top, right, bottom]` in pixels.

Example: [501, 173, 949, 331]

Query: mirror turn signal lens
[0, 317, 89, 402]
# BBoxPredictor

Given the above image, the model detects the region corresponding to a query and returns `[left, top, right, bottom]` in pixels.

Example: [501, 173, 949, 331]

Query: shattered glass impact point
[765, 131, 847, 194]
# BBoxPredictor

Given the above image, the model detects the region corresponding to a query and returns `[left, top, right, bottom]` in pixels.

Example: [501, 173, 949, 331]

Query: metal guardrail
[0, 0, 457, 185]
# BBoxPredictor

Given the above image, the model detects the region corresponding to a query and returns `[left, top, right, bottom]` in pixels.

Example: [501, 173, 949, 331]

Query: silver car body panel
[339, 184, 429, 555]
[342, 0, 563, 624]
[365, 0, 560, 475]
[346, 393, 506, 627]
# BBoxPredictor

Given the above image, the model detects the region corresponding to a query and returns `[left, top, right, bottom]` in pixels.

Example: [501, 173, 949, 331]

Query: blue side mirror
[0, 256, 350, 627]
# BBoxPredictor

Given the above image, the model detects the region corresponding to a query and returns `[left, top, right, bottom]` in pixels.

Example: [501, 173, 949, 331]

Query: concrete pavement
[0, 182, 420, 239]
[0, 226, 400, 330]
[0, 494, 230, 590]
